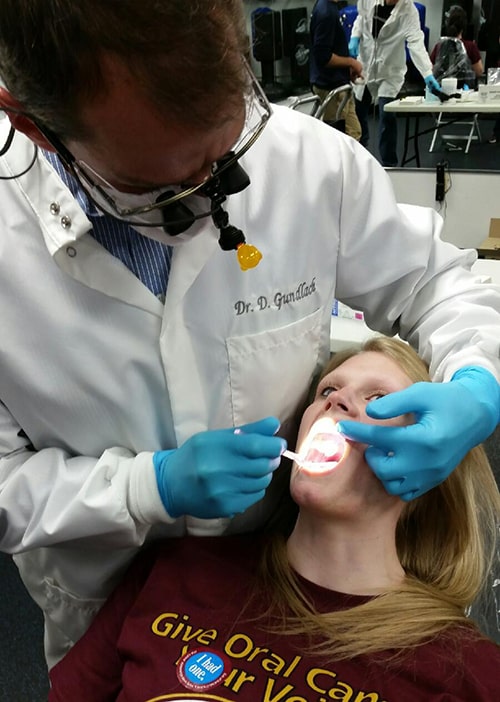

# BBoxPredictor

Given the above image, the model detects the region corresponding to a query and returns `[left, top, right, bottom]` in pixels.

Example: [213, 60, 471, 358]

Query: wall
[425, 1, 444, 52]
[387, 167, 500, 248]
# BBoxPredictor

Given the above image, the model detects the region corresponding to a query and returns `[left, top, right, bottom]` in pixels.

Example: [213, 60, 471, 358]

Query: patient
[431, 6, 483, 87]
[49, 337, 500, 702]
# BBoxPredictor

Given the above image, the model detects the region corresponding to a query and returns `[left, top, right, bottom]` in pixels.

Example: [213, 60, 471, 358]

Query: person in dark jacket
[310, 0, 363, 139]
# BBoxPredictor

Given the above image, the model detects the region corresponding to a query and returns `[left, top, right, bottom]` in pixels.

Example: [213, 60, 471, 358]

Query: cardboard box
[477, 219, 500, 259]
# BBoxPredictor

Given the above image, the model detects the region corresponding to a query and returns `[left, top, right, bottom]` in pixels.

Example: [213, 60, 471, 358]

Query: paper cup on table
[478, 84, 488, 102]
[441, 77, 458, 94]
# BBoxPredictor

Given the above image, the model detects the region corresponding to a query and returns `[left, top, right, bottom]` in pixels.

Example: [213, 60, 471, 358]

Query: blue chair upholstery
[339, 5, 358, 43]
[414, 2, 426, 29]
[411, 2, 429, 51]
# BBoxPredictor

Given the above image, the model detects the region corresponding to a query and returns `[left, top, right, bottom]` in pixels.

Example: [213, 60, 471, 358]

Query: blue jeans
[354, 89, 371, 148]
[378, 96, 398, 167]
[355, 92, 399, 167]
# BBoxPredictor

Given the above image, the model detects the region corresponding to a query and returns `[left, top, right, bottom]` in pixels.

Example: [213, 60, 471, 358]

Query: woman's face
[290, 351, 414, 516]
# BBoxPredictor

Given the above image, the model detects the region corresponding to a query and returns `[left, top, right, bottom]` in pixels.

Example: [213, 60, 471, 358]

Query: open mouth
[296, 417, 347, 475]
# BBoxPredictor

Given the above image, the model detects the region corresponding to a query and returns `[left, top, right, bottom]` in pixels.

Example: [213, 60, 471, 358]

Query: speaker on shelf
[251, 9, 282, 63]
[282, 7, 310, 89]
[251, 8, 286, 100]
[282, 7, 308, 57]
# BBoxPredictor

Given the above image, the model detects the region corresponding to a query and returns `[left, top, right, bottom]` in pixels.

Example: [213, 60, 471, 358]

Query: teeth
[303, 431, 346, 464]
[293, 417, 348, 475]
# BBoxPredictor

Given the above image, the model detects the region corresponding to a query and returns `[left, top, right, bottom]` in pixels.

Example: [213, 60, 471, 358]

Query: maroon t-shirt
[430, 38, 481, 67]
[49, 535, 500, 702]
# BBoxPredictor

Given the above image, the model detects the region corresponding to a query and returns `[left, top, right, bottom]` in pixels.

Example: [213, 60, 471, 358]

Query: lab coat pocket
[43, 576, 105, 648]
[226, 307, 326, 427]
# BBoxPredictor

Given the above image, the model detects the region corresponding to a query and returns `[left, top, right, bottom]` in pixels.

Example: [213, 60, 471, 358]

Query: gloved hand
[424, 74, 441, 92]
[153, 417, 286, 519]
[348, 36, 360, 58]
[337, 366, 500, 501]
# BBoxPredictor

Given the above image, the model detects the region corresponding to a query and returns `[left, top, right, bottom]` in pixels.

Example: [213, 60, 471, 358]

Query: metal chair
[287, 94, 321, 116]
[316, 84, 353, 123]
[429, 111, 481, 154]
[289, 84, 353, 132]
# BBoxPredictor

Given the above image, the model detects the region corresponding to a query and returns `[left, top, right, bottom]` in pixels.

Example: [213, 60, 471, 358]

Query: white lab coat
[351, 0, 433, 100]
[1, 107, 499, 666]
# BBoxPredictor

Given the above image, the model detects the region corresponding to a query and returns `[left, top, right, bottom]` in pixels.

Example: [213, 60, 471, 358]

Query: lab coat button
[66, 246, 77, 258]
[49, 202, 61, 215]
[60, 215, 72, 229]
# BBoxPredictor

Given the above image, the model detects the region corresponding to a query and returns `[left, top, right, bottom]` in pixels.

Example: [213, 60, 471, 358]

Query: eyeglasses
[35, 58, 272, 229]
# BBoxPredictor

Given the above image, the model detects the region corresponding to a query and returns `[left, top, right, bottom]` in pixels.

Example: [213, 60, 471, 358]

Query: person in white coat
[349, 0, 440, 166]
[0, 0, 498, 673]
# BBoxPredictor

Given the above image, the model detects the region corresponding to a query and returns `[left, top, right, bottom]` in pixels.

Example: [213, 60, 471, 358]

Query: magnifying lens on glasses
[157, 153, 262, 270]
[26, 58, 270, 270]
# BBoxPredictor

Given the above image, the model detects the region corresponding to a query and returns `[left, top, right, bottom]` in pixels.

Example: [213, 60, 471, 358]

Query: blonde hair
[259, 337, 500, 659]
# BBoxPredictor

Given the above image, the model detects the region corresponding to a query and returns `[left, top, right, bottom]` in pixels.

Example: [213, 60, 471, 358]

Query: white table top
[384, 95, 500, 114]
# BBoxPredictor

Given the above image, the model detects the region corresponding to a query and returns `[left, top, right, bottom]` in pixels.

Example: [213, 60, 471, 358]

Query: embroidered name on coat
[234, 278, 317, 316]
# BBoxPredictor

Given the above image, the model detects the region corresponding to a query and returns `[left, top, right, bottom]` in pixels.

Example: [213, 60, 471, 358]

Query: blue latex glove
[424, 75, 441, 92]
[337, 366, 500, 501]
[153, 417, 286, 519]
[348, 36, 360, 58]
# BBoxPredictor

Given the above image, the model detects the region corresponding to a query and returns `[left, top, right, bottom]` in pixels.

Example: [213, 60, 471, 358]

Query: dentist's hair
[0, 0, 249, 140]
[260, 336, 500, 659]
